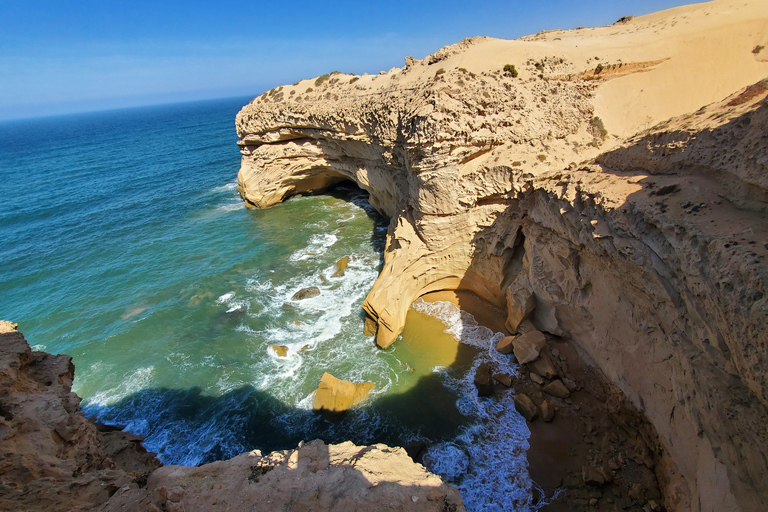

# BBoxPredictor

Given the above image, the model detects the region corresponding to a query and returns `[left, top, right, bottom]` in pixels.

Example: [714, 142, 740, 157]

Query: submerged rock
[292, 286, 320, 300]
[312, 372, 375, 413]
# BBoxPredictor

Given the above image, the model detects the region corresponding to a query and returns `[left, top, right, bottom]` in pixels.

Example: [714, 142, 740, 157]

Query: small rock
[269, 345, 288, 357]
[551, 348, 560, 358]
[474, 363, 493, 396]
[540, 399, 555, 422]
[514, 394, 539, 422]
[589, 498, 598, 506]
[512, 330, 547, 364]
[527, 353, 558, 379]
[582, 466, 605, 486]
[647, 499, 660, 511]
[292, 286, 320, 300]
[332, 256, 349, 277]
[493, 373, 512, 387]
[496, 335, 516, 355]
[543, 379, 571, 398]
[562, 377, 578, 391]
[530, 372, 544, 385]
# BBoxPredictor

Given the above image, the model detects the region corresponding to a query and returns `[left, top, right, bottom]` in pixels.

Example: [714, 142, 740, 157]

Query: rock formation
[312, 372, 375, 413]
[235, 1, 768, 510]
[0, 323, 463, 511]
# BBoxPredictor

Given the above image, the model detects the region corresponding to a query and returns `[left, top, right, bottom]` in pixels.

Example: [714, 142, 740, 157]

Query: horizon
[1, 0, 695, 122]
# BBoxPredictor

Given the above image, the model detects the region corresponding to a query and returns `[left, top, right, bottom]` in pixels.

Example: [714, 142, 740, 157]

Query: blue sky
[0, 0, 693, 120]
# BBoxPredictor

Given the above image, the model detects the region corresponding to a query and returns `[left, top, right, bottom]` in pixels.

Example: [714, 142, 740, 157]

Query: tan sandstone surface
[235, 1, 768, 511]
[0, 322, 464, 511]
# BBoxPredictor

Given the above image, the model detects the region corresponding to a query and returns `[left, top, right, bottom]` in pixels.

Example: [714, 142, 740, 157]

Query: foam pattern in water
[412, 298, 544, 512]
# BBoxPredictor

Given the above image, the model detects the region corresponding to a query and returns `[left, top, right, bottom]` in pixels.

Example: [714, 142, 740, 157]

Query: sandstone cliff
[0, 322, 464, 512]
[235, 1, 768, 510]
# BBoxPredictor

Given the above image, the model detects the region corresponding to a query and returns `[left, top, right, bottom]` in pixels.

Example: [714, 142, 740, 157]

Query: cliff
[0, 322, 464, 511]
[235, 1, 768, 510]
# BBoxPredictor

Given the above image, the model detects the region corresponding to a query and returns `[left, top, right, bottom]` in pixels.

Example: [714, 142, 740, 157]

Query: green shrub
[314, 74, 330, 86]
[595, 63, 604, 74]
[435, 68, 446, 76]
[754, 45, 765, 54]
[305, 87, 314, 93]
[590, 116, 608, 140]
[349, 77, 360, 84]
[503, 64, 518, 78]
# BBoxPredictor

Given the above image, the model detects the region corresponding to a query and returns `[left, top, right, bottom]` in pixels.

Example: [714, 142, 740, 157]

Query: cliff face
[235, 1, 768, 511]
[0, 322, 464, 512]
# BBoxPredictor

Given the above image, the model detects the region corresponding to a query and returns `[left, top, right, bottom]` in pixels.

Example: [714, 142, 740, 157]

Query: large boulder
[514, 394, 539, 422]
[313, 373, 375, 413]
[512, 330, 547, 364]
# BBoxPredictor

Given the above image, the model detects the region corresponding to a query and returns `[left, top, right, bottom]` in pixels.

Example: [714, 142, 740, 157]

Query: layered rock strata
[0, 323, 463, 512]
[236, 1, 768, 511]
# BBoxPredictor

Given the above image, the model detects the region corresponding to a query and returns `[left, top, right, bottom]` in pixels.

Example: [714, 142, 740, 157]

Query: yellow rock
[313, 372, 374, 413]
[269, 345, 288, 357]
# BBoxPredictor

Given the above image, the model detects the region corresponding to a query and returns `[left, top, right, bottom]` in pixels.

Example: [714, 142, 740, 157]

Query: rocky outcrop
[313, 372, 375, 413]
[235, 2, 768, 510]
[0, 323, 463, 511]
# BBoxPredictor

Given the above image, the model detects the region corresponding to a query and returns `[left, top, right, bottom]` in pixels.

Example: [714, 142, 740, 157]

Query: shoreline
[420, 290, 667, 511]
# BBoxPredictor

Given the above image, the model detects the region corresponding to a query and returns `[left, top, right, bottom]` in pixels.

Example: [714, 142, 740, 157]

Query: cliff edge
[235, 1, 768, 511]
[0, 322, 464, 512]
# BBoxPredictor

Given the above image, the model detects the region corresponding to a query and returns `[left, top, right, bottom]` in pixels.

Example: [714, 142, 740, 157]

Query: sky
[0, 0, 695, 120]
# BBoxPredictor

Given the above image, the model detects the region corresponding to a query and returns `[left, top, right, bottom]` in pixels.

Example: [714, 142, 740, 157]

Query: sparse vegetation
[314, 74, 330, 87]
[503, 64, 518, 78]
[537, 154, 547, 162]
[753, 45, 765, 54]
[590, 116, 608, 140]
[349, 77, 359, 84]
[305, 87, 314, 93]
[595, 63, 604, 74]
[435, 68, 446, 76]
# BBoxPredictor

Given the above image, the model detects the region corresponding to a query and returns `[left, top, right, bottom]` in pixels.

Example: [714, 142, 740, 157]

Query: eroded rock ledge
[0, 322, 463, 512]
[236, 2, 768, 511]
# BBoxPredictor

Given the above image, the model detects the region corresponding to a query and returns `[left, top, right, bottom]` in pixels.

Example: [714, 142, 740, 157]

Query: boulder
[540, 399, 555, 422]
[313, 373, 374, 413]
[269, 345, 288, 357]
[493, 373, 512, 387]
[474, 363, 493, 396]
[514, 394, 539, 422]
[332, 256, 350, 277]
[529, 372, 544, 385]
[542, 379, 571, 398]
[527, 352, 558, 379]
[292, 286, 320, 300]
[582, 466, 606, 486]
[495, 335, 515, 354]
[512, 330, 547, 364]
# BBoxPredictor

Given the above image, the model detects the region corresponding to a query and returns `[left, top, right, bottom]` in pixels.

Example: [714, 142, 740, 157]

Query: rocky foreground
[236, 1, 768, 511]
[0, 321, 464, 512]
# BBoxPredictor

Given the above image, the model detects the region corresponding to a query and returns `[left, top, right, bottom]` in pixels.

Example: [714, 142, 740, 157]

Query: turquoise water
[0, 98, 536, 511]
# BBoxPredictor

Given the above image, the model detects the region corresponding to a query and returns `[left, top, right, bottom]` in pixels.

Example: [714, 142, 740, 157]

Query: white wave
[211, 182, 238, 193]
[31, 344, 47, 351]
[216, 202, 245, 212]
[88, 366, 155, 407]
[288, 233, 338, 262]
[216, 291, 235, 303]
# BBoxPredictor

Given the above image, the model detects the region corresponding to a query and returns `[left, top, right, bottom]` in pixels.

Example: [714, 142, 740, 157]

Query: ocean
[0, 97, 536, 511]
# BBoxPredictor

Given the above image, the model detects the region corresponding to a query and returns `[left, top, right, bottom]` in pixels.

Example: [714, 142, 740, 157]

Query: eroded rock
[312, 372, 375, 413]
[512, 331, 547, 365]
[292, 287, 320, 300]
